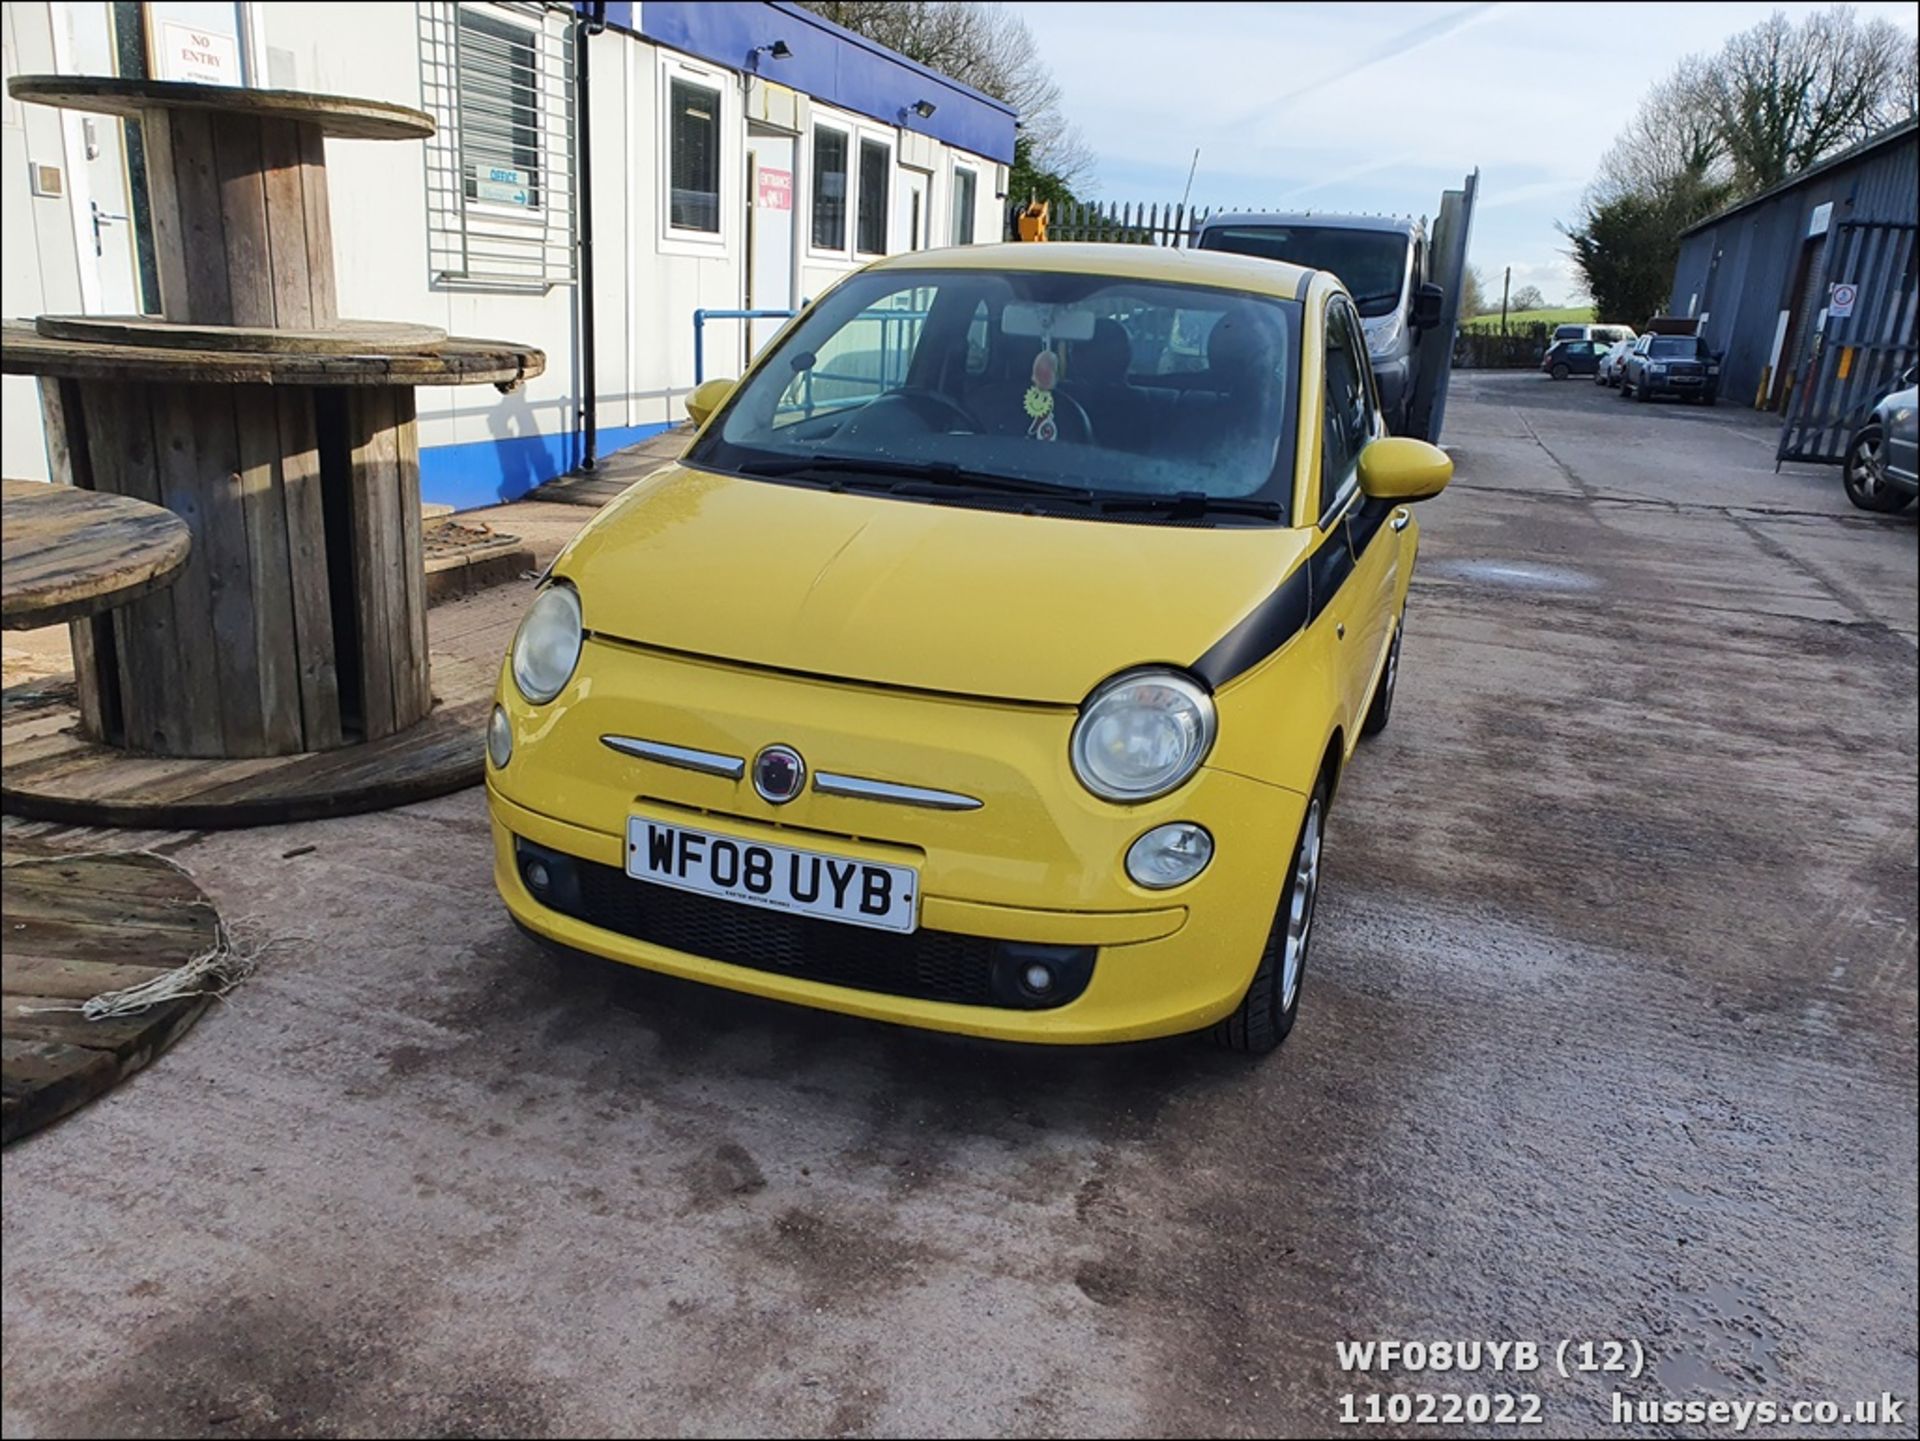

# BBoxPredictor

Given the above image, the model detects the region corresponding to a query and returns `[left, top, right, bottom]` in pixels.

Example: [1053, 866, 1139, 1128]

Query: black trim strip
[1347, 496, 1394, 558]
[1191, 561, 1311, 689]
[1192, 520, 1373, 688]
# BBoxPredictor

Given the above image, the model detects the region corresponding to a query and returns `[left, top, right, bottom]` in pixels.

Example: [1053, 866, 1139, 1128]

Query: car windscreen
[1197, 225, 1408, 319]
[687, 268, 1304, 520]
[1554, 325, 1586, 341]
[1648, 336, 1703, 358]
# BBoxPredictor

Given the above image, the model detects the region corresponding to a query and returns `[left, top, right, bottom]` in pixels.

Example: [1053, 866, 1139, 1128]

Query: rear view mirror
[685, 377, 735, 428]
[1412, 283, 1445, 330]
[1002, 303, 1096, 342]
[1358, 436, 1452, 503]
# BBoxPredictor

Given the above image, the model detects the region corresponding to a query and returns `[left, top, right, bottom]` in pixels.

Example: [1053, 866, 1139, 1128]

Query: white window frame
[950, 161, 980, 247]
[806, 118, 854, 261]
[853, 131, 895, 257]
[657, 53, 729, 254]
[805, 106, 895, 266]
[454, 2, 547, 226]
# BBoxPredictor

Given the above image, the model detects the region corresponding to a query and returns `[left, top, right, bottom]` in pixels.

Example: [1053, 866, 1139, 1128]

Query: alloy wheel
[1281, 798, 1323, 1010]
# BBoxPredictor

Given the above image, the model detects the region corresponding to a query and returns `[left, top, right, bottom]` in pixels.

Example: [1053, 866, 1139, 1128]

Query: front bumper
[487, 639, 1309, 1044]
[1641, 370, 1716, 398]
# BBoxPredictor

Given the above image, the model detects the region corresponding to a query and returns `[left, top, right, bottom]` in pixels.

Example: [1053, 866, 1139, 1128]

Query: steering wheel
[1046, 390, 1097, 446]
[839, 388, 978, 441]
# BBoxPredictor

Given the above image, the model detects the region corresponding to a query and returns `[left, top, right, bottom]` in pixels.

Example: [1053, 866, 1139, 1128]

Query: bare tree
[1705, 6, 1917, 191]
[799, 2, 1094, 189]
[1592, 58, 1727, 206]
[1508, 284, 1547, 312]
[1458, 264, 1487, 319]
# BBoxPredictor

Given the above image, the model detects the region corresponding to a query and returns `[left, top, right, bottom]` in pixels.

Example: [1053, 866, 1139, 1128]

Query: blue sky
[1012, 1, 1920, 305]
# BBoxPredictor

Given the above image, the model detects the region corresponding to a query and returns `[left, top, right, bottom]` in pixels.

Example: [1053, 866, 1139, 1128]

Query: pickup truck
[1193, 172, 1479, 444]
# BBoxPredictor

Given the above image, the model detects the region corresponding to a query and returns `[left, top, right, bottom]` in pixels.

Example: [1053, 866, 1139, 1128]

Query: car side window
[1320, 300, 1371, 522]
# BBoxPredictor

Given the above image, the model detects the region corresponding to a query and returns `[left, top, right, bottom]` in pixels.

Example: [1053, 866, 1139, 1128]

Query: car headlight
[1070, 669, 1216, 802]
[1648, 362, 1667, 373]
[510, 583, 582, 704]
[1361, 308, 1403, 359]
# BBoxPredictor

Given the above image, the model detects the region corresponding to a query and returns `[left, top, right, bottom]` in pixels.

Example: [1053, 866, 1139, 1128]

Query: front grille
[520, 842, 1093, 1009]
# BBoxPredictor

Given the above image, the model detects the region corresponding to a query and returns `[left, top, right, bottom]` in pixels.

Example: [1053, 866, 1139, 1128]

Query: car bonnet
[551, 463, 1315, 705]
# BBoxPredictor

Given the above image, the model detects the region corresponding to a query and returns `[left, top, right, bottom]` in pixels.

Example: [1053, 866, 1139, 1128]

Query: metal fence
[1777, 220, 1919, 466]
[1007, 200, 1213, 247]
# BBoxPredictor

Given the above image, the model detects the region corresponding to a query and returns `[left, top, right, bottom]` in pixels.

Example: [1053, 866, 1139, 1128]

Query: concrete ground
[3, 373, 1915, 1438]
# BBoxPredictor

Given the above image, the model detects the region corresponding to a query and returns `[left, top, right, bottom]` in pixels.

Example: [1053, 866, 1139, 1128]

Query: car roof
[1199, 211, 1424, 238]
[863, 242, 1313, 301]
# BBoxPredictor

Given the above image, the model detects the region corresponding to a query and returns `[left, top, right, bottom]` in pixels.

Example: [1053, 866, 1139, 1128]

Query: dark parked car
[1620, 333, 1721, 404]
[1540, 338, 1609, 380]
[1842, 366, 1918, 513]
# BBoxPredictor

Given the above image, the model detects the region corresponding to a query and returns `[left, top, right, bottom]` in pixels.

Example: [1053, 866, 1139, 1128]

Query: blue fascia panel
[419, 421, 673, 512]
[601, 1, 1015, 165]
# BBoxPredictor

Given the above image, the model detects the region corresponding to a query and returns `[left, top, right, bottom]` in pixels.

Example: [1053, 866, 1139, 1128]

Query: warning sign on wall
[155, 19, 241, 85]
[1828, 282, 1857, 319]
[757, 168, 793, 211]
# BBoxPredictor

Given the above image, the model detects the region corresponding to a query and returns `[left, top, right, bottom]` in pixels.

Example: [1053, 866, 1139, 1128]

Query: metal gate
[1776, 220, 1918, 466]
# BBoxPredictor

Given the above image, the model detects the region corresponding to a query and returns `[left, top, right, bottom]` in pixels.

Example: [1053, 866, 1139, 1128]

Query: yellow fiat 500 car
[487, 243, 1449, 1054]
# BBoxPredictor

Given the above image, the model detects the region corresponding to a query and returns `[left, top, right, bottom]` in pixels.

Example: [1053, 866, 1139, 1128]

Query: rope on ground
[4, 847, 305, 1020]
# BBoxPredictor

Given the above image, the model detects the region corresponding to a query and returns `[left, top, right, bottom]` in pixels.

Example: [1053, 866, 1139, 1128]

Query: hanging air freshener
[1025, 318, 1060, 442]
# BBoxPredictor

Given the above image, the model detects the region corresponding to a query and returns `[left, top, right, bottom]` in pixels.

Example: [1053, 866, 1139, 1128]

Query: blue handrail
[692, 308, 797, 385]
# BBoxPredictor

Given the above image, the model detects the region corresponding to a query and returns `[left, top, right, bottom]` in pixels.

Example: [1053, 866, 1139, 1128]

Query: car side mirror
[1412, 283, 1444, 330]
[685, 377, 736, 428]
[1358, 436, 1452, 504]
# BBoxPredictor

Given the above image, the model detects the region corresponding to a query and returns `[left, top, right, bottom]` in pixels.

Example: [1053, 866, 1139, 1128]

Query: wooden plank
[212, 113, 274, 327]
[149, 382, 226, 751]
[2, 324, 546, 387]
[298, 123, 338, 324]
[4, 76, 434, 142]
[140, 109, 193, 323]
[348, 387, 399, 738]
[1, 955, 179, 1002]
[77, 383, 187, 753]
[3, 852, 205, 904]
[0, 478, 192, 631]
[162, 106, 234, 326]
[3, 994, 205, 1065]
[38, 379, 108, 738]
[188, 386, 267, 754]
[1, 1038, 116, 1145]
[0, 660, 490, 830]
[233, 386, 303, 752]
[257, 117, 315, 330]
[276, 389, 343, 747]
[392, 390, 432, 729]
[31, 317, 445, 353]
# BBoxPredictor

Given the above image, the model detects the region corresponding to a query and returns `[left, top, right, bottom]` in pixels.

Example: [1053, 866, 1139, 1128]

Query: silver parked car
[1595, 338, 1634, 387]
[1843, 367, 1919, 513]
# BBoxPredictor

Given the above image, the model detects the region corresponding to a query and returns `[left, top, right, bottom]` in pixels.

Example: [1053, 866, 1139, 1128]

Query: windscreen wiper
[1089, 490, 1286, 521]
[735, 453, 1093, 500]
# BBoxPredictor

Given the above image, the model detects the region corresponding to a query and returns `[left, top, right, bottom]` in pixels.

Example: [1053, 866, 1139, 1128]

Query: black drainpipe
[575, 3, 607, 472]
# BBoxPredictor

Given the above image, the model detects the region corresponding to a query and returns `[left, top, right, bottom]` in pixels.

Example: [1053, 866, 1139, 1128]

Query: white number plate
[625, 815, 919, 934]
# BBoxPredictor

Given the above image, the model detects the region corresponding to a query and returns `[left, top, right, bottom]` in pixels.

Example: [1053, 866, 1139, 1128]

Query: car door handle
[1390, 509, 1411, 532]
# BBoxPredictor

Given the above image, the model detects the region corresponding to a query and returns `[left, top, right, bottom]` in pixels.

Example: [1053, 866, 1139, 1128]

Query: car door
[1318, 296, 1395, 731]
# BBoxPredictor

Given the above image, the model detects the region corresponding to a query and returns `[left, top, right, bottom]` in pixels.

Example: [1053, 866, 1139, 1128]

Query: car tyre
[1844, 425, 1914, 513]
[1551, 362, 1570, 381]
[1209, 778, 1328, 1056]
[1361, 615, 1403, 738]
[1635, 378, 1651, 402]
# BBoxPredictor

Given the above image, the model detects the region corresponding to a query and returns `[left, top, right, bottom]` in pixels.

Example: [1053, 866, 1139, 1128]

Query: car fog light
[524, 859, 551, 893]
[1022, 963, 1054, 995]
[1126, 822, 1214, 889]
[487, 704, 513, 769]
